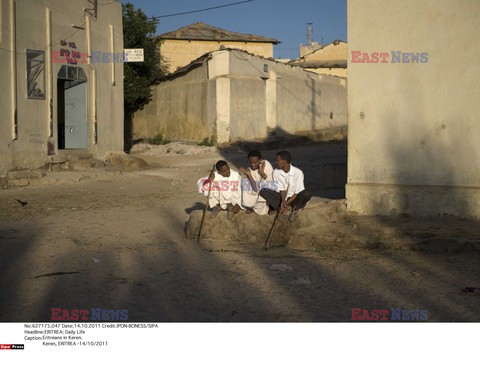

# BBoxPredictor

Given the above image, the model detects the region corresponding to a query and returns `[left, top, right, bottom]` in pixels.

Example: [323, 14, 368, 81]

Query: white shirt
[243, 160, 274, 196]
[273, 164, 305, 198]
[197, 169, 242, 206]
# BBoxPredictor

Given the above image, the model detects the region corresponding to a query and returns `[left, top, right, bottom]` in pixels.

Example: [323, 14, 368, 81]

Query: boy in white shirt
[239, 150, 274, 216]
[259, 151, 311, 222]
[197, 160, 242, 220]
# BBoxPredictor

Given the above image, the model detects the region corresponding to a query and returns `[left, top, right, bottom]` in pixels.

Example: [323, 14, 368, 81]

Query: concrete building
[157, 22, 279, 73]
[346, 0, 480, 218]
[132, 48, 346, 144]
[0, 0, 124, 176]
[290, 40, 347, 78]
[300, 41, 322, 58]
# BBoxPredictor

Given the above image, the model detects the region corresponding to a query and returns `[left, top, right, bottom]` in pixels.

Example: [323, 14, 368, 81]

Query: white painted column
[86, 15, 97, 144]
[215, 77, 230, 144]
[208, 51, 231, 144]
[9, 0, 17, 140]
[265, 70, 277, 133]
[109, 24, 115, 86]
[46, 7, 53, 137]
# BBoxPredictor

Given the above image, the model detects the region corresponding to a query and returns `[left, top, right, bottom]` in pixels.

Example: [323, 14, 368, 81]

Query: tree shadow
[1, 167, 479, 322]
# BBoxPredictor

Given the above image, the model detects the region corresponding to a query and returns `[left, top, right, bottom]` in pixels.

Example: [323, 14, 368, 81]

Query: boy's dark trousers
[259, 189, 312, 211]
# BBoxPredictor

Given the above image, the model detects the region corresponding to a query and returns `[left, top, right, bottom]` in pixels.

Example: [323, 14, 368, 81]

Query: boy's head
[215, 160, 230, 177]
[276, 151, 292, 169]
[247, 150, 262, 170]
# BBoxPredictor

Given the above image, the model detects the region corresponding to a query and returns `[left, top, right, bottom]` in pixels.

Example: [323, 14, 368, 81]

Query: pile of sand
[131, 142, 219, 156]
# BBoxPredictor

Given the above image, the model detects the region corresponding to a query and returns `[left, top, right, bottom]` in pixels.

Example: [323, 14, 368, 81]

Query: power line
[152, 0, 254, 19]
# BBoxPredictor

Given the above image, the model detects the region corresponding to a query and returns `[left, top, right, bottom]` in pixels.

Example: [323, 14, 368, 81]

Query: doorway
[57, 66, 87, 149]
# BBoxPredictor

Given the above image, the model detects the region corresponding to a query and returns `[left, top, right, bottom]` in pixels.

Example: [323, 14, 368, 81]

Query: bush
[198, 136, 215, 147]
[147, 133, 169, 145]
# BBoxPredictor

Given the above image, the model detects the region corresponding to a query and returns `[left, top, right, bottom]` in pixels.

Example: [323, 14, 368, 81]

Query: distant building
[290, 40, 347, 78]
[0, 0, 124, 176]
[132, 48, 346, 144]
[300, 41, 322, 58]
[347, 0, 480, 218]
[157, 22, 280, 73]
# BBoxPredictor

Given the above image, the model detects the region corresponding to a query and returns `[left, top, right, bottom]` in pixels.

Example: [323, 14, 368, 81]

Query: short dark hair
[215, 160, 228, 171]
[247, 150, 262, 159]
[276, 150, 292, 163]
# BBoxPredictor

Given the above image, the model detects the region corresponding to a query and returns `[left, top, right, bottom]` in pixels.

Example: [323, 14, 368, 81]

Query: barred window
[26, 50, 45, 99]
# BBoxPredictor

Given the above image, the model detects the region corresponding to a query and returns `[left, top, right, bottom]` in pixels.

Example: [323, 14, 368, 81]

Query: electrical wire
[152, 0, 254, 19]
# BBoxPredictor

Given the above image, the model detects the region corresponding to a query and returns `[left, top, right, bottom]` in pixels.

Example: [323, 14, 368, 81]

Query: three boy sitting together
[197, 150, 311, 222]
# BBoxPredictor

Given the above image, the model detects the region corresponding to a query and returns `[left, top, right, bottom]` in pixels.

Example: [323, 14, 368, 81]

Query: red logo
[0, 344, 24, 350]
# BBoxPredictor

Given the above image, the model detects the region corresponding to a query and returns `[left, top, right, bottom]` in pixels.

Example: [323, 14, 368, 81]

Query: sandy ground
[1, 141, 479, 322]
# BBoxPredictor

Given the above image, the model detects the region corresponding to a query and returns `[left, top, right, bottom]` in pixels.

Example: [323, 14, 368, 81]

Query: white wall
[347, 0, 480, 217]
[132, 49, 347, 145]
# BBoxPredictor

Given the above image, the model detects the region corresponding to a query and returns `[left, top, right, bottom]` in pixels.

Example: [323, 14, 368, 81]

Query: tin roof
[157, 22, 280, 44]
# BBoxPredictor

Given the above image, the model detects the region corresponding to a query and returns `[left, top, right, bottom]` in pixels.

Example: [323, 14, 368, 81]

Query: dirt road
[1, 142, 479, 321]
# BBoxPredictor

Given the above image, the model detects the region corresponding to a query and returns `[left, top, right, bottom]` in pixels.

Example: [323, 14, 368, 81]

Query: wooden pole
[197, 164, 216, 244]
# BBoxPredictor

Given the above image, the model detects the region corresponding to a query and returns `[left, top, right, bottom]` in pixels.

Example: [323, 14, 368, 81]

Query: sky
[120, 0, 347, 60]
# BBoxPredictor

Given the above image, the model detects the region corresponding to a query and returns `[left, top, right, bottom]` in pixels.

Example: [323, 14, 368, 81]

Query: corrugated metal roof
[157, 22, 280, 44]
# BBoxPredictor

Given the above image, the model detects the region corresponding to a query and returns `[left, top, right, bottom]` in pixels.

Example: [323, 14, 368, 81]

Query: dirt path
[0, 142, 479, 321]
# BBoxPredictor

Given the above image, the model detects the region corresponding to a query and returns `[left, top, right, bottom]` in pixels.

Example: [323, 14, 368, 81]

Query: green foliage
[147, 133, 170, 145]
[198, 136, 216, 147]
[122, 2, 168, 115]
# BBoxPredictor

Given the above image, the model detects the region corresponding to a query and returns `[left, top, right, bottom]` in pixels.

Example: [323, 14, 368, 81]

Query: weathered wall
[0, 0, 124, 175]
[275, 64, 347, 135]
[134, 49, 347, 144]
[227, 50, 268, 140]
[346, 0, 480, 218]
[227, 50, 347, 141]
[229, 77, 267, 140]
[132, 62, 216, 141]
[160, 39, 274, 73]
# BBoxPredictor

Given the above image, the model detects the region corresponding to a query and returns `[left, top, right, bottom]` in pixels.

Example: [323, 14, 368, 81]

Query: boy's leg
[289, 190, 312, 222]
[259, 189, 282, 210]
[209, 193, 222, 218]
[293, 190, 312, 210]
[227, 203, 241, 220]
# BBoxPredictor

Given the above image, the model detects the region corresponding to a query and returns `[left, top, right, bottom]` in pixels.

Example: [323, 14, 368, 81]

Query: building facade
[132, 49, 347, 144]
[290, 40, 347, 78]
[0, 0, 124, 176]
[347, 0, 480, 218]
[158, 22, 279, 74]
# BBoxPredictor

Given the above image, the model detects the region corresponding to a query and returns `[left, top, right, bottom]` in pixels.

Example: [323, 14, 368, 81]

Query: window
[26, 49, 45, 99]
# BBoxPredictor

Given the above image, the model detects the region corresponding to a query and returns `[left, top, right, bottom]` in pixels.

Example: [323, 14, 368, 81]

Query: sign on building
[124, 49, 144, 62]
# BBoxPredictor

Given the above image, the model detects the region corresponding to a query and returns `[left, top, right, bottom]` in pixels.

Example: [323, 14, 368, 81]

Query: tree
[122, 2, 167, 149]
